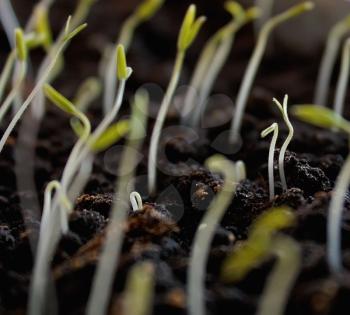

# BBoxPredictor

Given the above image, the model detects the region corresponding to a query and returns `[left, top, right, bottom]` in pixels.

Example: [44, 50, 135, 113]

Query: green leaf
[91, 119, 130, 152]
[291, 104, 350, 134]
[15, 28, 27, 61]
[224, 1, 245, 20]
[44, 84, 78, 115]
[34, 6, 53, 49]
[63, 23, 87, 41]
[116, 44, 130, 80]
[135, 0, 164, 21]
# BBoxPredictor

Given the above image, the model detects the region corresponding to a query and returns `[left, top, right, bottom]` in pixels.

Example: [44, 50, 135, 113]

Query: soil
[0, 0, 350, 314]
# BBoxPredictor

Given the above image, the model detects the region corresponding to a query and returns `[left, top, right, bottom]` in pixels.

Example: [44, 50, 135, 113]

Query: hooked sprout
[148, 4, 206, 195]
[130, 191, 143, 211]
[273, 95, 293, 191]
[257, 235, 301, 315]
[334, 38, 350, 117]
[183, 2, 260, 127]
[261, 122, 279, 200]
[188, 155, 237, 315]
[229, 1, 314, 145]
[314, 13, 350, 107]
[87, 88, 149, 315]
[123, 262, 155, 315]
[221, 206, 295, 283]
[103, 0, 164, 115]
[291, 104, 350, 274]
[0, 19, 87, 155]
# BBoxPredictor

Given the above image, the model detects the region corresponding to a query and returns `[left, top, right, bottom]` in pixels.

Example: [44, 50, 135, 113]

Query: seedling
[314, 13, 350, 107]
[273, 95, 293, 191]
[261, 122, 279, 200]
[254, 0, 274, 32]
[257, 235, 301, 315]
[229, 2, 314, 145]
[130, 191, 143, 211]
[148, 4, 206, 194]
[0, 28, 28, 124]
[181, 2, 260, 127]
[103, 0, 164, 114]
[291, 104, 350, 274]
[0, 0, 19, 48]
[334, 38, 350, 117]
[87, 89, 149, 315]
[188, 155, 237, 315]
[221, 206, 295, 283]
[123, 262, 155, 315]
[0, 19, 87, 155]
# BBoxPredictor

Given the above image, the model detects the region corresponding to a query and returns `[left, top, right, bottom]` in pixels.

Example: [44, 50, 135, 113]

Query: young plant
[103, 0, 164, 114]
[130, 191, 143, 211]
[221, 206, 295, 283]
[291, 104, 350, 274]
[314, 13, 350, 107]
[123, 262, 155, 315]
[254, 0, 274, 32]
[257, 235, 301, 315]
[148, 4, 206, 194]
[261, 122, 279, 200]
[229, 1, 314, 145]
[86, 89, 149, 315]
[334, 38, 350, 117]
[182, 2, 260, 127]
[188, 155, 237, 315]
[0, 29, 28, 123]
[273, 95, 293, 191]
[0, 18, 87, 155]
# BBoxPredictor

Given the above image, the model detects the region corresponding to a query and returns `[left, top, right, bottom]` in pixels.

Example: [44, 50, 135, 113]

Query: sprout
[33, 5, 53, 50]
[221, 206, 295, 283]
[182, 3, 260, 127]
[229, 1, 314, 145]
[0, 51, 16, 103]
[103, 0, 164, 115]
[0, 28, 28, 124]
[273, 95, 293, 191]
[148, 4, 206, 195]
[0, 19, 87, 155]
[291, 104, 350, 273]
[123, 262, 155, 315]
[235, 160, 247, 182]
[334, 38, 350, 117]
[291, 104, 350, 134]
[254, 0, 274, 32]
[188, 155, 238, 315]
[261, 122, 279, 200]
[130, 191, 143, 211]
[40, 180, 72, 241]
[257, 235, 301, 315]
[314, 13, 350, 107]
[87, 89, 149, 315]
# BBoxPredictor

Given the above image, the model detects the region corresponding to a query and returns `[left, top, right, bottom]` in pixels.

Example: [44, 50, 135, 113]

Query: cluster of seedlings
[1, 0, 350, 314]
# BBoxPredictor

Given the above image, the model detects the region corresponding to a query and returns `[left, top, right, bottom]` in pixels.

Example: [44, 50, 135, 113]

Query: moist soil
[0, 0, 350, 314]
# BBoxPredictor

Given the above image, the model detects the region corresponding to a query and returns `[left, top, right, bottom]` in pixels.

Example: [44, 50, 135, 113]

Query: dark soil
[0, 0, 350, 314]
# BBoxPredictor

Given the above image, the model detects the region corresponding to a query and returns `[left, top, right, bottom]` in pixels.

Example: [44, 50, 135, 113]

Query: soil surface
[0, 0, 350, 314]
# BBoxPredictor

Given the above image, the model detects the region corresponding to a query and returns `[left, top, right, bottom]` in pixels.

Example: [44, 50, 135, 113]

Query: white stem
[0, 51, 16, 103]
[257, 235, 301, 315]
[148, 51, 185, 194]
[314, 14, 350, 107]
[188, 158, 237, 315]
[235, 160, 247, 183]
[0, 60, 27, 124]
[334, 38, 350, 117]
[0, 0, 20, 48]
[190, 36, 234, 128]
[268, 126, 278, 200]
[327, 153, 350, 274]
